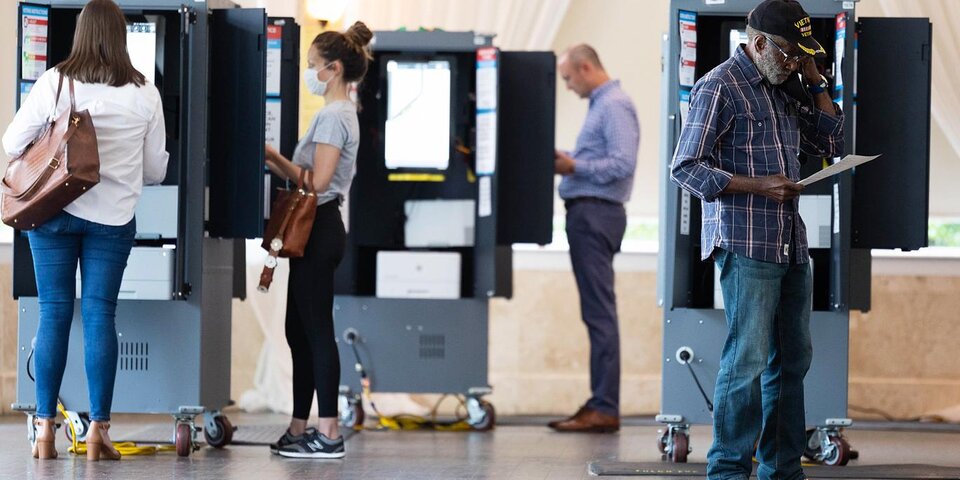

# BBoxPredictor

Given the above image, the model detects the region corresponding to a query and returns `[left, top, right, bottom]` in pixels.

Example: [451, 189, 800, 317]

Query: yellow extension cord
[359, 379, 475, 432]
[57, 402, 176, 456]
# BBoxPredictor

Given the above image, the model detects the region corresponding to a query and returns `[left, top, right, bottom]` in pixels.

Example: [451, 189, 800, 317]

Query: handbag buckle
[48, 158, 60, 169]
[71, 116, 80, 127]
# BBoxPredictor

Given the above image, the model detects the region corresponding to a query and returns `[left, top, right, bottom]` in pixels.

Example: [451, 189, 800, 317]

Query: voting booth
[655, 0, 931, 464]
[330, 31, 556, 430]
[12, 0, 299, 456]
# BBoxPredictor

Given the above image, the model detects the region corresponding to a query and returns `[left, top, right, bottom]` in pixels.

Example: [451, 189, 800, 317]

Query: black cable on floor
[684, 360, 713, 413]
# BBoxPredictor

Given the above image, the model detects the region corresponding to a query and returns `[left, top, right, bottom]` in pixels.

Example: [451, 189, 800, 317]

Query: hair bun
[345, 21, 373, 48]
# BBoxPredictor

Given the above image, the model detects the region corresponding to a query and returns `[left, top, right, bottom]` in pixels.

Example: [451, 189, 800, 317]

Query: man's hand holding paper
[798, 154, 881, 186]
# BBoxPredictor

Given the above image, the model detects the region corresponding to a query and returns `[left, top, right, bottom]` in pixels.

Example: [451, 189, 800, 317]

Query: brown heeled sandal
[86, 421, 121, 461]
[32, 417, 58, 459]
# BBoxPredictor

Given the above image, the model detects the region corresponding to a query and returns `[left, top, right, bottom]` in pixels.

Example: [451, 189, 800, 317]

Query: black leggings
[285, 201, 345, 419]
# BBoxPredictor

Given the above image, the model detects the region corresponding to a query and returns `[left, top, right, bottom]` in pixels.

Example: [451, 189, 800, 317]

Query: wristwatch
[808, 75, 828, 94]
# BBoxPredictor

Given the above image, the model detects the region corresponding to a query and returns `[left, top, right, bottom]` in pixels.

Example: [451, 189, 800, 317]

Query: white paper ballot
[798, 154, 881, 186]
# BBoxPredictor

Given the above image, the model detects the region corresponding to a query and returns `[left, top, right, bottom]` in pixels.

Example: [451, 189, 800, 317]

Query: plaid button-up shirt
[671, 46, 844, 264]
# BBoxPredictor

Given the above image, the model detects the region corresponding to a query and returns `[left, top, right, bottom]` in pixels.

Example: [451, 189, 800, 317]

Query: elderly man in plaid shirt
[670, 1, 843, 479]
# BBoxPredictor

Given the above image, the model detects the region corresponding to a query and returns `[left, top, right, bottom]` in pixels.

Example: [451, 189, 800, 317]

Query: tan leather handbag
[258, 168, 317, 292]
[2, 74, 100, 229]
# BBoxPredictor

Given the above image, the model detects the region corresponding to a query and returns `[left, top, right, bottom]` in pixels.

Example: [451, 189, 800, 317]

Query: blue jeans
[706, 249, 813, 480]
[27, 211, 135, 422]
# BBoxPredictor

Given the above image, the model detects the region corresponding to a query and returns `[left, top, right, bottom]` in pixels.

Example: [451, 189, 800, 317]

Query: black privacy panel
[852, 18, 931, 251]
[209, 8, 267, 239]
[496, 51, 556, 245]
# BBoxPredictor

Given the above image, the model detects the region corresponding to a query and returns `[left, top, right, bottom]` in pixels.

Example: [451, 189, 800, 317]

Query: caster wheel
[340, 402, 365, 430]
[670, 431, 689, 463]
[656, 430, 668, 454]
[175, 423, 192, 457]
[469, 401, 496, 431]
[823, 436, 851, 466]
[64, 412, 91, 443]
[204, 415, 234, 448]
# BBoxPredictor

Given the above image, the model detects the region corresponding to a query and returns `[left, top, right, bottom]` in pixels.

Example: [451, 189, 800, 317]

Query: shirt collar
[589, 79, 619, 103]
[733, 45, 764, 87]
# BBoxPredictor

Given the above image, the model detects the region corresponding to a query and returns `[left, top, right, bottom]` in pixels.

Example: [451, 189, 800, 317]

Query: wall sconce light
[305, 0, 347, 27]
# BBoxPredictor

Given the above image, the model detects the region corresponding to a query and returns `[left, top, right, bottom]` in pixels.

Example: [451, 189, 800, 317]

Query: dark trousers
[565, 198, 627, 417]
[286, 201, 346, 419]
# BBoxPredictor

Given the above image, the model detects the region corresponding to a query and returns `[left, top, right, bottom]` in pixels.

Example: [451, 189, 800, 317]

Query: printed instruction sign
[475, 47, 498, 175]
[678, 10, 697, 88]
[19, 82, 34, 107]
[266, 25, 282, 97]
[21, 5, 49, 81]
[265, 98, 282, 152]
[678, 10, 697, 125]
[478, 176, 492, 218]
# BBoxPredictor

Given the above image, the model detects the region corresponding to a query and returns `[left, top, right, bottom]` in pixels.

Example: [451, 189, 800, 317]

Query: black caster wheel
[204, 415, 234, 448]
[64, 412, 91, 443]
[176, 423, 193, 457]
[669, 430, 689, 463]
[823, 435, 852, 466]
[469, 401, 496, 431]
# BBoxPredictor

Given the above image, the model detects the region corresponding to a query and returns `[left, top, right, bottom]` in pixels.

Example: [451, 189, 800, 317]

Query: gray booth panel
[661, 309, 849, 426]
[15, 298, 229, 414]
[334, 297, 489, 394]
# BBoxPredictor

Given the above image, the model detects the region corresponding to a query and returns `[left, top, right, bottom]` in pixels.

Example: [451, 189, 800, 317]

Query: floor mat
[587, 461, 960, 479]
[120, 424, 357, 446]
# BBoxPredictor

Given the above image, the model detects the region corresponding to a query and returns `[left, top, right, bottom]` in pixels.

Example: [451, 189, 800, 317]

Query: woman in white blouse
[2, 0, 168, 461]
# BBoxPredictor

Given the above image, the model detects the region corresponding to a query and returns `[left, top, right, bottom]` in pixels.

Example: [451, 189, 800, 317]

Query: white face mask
[303, 62, 335, 96]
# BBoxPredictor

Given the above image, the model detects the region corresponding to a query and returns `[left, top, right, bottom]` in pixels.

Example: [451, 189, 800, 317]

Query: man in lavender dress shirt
[548, 44, 639, 433]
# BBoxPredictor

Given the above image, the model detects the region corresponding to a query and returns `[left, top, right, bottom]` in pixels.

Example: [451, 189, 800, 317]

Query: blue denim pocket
[34, 211, 72, 235]
[86, 217, 137, 239]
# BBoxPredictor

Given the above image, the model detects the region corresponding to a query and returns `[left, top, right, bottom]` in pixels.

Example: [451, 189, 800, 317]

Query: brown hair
[312, 21, 374, 83]
[56, 0, 146, 87]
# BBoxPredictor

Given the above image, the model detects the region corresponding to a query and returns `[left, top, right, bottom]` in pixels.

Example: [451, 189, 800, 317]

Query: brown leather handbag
[2, 74, 100, 229]
[258, 168, 317, 292]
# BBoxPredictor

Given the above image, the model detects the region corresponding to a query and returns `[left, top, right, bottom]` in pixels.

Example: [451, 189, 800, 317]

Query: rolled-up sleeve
[799, 103, 844, 158]
[670, 79, 734, 202]
[142, 85, 169, 185]
[573, 100, 639, 185]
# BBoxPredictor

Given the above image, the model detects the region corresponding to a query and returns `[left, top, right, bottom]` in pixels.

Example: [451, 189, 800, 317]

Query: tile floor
[1, 412, 959, 479]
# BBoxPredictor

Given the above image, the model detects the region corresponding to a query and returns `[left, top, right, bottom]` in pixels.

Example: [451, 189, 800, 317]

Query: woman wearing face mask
[262, 21, 372, 459]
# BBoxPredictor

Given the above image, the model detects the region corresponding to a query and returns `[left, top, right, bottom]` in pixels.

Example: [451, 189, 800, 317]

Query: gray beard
[756, 50, 793, 85]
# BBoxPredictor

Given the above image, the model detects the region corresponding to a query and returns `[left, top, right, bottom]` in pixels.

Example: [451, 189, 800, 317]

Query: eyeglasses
[763, 35, 804, 66]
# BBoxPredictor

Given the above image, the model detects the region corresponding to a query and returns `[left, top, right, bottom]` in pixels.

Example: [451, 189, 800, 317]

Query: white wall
[551, 0, 669, 219]
[551, 0, 960, 219]
[1, 3, 16, 166]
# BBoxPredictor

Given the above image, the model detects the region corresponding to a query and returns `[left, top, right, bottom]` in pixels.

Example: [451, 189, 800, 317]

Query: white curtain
[877, 0, 960, 159]
[345, 0, 571, 50]
[239, 0, 571, 416]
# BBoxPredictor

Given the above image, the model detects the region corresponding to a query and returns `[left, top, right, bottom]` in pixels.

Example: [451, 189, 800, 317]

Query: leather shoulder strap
[68, 77, 77, 111]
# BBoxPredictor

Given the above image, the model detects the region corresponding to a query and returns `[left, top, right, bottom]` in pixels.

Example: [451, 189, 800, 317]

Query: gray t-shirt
[292, 100, 359, 205]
